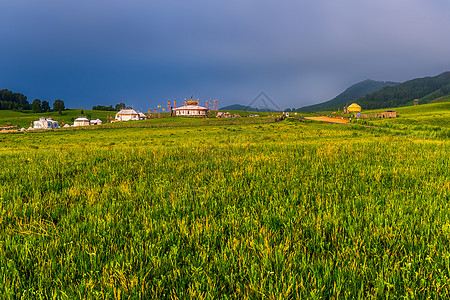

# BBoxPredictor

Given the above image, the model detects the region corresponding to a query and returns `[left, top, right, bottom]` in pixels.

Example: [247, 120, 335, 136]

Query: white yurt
[115, 109, 140, 121]
[74, 117, 90, 126]
[173, 97, 208, 117]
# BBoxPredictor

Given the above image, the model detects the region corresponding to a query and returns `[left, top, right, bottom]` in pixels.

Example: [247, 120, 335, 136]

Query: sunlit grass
[0, 114, 449, 298]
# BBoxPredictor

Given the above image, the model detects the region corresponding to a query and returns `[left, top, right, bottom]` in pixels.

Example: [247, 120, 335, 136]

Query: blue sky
[1, 0, 450, 110]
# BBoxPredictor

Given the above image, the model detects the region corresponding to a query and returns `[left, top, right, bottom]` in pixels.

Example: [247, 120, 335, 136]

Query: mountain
[219, 104, 277, 112]
[357, 71, 450, 109]
[298, 80, 399, 112]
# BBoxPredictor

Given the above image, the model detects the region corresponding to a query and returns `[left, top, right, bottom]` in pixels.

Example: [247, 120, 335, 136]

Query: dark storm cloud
[1, 0, 450, 109]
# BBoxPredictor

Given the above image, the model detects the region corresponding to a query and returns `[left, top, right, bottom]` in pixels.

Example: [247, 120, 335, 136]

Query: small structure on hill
[74, 117, 90, 127]
[380, 110, 397, 118]
[138, 112, 147, 120]
[216, 111, 241, 118]
[344, 103, 361, 114]
[414, 99, 419, 106]
[90, 119, 103, 125]
[173, 96, 208, 117]
[115, 108, 140, 121]
[358, 110, 397, 119]
[33, 117, 59, 129]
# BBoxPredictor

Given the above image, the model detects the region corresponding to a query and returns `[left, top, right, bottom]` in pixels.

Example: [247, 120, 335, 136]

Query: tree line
[1, 88, 131, 113]
[0, 89, 29, 110]
[31, 99, 65, 113]
[0, 88, 66, 112]
[92, 103, 126, 111]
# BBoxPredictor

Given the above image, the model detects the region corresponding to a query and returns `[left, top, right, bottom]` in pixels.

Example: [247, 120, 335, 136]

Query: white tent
[74, 117, 90, 126]
[115, 109, 140, 121]
[33, 117, 59, 129]
[91, 119, 103, 125]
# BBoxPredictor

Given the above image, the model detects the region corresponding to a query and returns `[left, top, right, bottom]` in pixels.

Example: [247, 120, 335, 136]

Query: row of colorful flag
[150, 98, 218, 113]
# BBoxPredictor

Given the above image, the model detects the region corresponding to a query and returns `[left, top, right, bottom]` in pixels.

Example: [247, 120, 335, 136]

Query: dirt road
[304, 116, 349, 124]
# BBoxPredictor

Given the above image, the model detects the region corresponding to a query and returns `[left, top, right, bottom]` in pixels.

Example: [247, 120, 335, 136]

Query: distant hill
[298, 80, 399, 112]
[219, 104, 277, 112]
[357, 71, 450, 109]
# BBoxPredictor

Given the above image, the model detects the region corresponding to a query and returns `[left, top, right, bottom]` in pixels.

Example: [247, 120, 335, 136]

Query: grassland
[353, 100, 450, 139]
[0, 109, 115, 129]
[0, 104, 449, 298]
[0, 109, 285, 130]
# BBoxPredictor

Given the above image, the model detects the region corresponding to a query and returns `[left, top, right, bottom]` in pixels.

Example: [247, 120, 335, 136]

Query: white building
[74, 117, 90, 127]
[173, 98, 208, 117]
[33, 117, 59, 129]
[90, 119, 103, 125]
[138, 112, 147, 120]
[115, 109, 140, 121]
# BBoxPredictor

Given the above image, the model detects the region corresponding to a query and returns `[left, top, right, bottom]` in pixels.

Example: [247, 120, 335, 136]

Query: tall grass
[0, 120, 449, 298]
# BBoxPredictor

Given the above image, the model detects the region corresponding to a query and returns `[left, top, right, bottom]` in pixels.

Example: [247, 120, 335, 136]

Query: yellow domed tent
[186, 95, 199, 106]
[348, 103, 361, 112]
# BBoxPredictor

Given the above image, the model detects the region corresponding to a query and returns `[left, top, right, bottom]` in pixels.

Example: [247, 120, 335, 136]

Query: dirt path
[304, 116, 349, 124]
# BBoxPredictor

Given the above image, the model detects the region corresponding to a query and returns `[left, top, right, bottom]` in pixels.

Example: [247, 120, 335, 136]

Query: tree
[115, 103, 126, 111]
[0, 89, 30, 110]
[92, 105, 115, 111]
[41, 100, 51, 112]
[53, 99, 65, 112]
[31, 99, 42, 113]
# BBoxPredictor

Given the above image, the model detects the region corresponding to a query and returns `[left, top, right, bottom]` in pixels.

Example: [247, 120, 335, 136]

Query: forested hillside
[298, 79, 398, 111]
[357, 71, 450, 109]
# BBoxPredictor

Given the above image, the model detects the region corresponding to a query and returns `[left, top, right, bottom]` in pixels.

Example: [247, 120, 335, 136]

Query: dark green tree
[53, 99, 65, 112]
[92, 105, 115, 111]
[41, 100, 51, 112]
[0, 89, 30, 110]
[31, 99, 42, 113]
[115, 103, 126, 111]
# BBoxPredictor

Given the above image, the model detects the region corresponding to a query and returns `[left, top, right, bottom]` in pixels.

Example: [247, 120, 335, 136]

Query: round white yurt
[173, 97, 208, 117]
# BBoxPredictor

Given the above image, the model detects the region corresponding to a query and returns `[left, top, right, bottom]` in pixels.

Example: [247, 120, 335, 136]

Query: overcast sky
[1, 0, 450, 110]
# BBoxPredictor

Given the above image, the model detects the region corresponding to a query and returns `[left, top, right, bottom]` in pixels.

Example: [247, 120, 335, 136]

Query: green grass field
[352, 100, 450, 139]
[0, 109, 116, 129]
[0, 102, 449, 298]
[0, 109, 283, 130]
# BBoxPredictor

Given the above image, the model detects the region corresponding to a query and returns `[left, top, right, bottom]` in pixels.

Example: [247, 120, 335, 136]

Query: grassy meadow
[0, 109, 282, 130]
[354, 100, 450, 138]
[0, 109, 116, 129]
[0, 104, 449, 298]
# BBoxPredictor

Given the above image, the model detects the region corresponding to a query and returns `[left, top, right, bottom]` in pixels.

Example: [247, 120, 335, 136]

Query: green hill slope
[355, 97, 450, 138]
[298, 79, 399, 112]
[357, 71, 450, 109]
[0, 109, 115, 128]
[431, 95, 450, 103]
